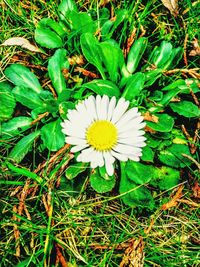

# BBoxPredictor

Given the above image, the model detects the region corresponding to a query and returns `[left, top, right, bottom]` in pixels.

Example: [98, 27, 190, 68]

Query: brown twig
[164, 68, 200, 79]
[13, 205, 20, 257]
[55, 243, 68, 267]
[34, 144, 70, 174]
[75, 67, 99, 78]
[31, 112, 49, 125]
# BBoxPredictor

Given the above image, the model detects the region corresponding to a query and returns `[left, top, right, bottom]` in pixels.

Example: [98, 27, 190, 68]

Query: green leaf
[9, 131, 40, 163]
[90, 168, 116, 193]
[146, 114, 174, 132]
[150, 166, 180, 190]
[12, 86, 44, 109]
[80, 33, 106, 79]
[0, 82, 16, 121]
[41, 119, 65, 151]
[4, 64, 42, 93]
[105, 9, 128, 38]
[69, 11, 96, 34]
[119, 176, 154, 209]
[35, 18, 64, 48]
[48, 49, 69, 95]
[1, 116, 32, 139]
[144, 69, 162, 87]
[141, 146, 154, 162]
[127, 37, 148, 73]
[65, 163, 87, 180]
[80, 80, 120, 98]
[125, 161, 154, 184]
[122, 72, 145, 101]
[158, 144, 192, 168]
[6, 162, 43, 185]
[151, 41, 173, 69]
[58, 0, 77, 20]
[99, 40, 124, 83]
[170, 101, 200, 118]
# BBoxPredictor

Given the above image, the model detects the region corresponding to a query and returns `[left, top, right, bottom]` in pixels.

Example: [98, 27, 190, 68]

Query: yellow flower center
[86, 120, 118, 151]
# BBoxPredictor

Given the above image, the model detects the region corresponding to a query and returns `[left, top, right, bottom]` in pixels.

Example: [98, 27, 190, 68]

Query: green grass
[0, 0, 200, 266]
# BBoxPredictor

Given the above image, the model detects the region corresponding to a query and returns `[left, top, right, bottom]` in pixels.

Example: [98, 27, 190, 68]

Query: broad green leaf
[99, 40, 124, 83]
[127, 37, 148, 73]
[119, 176, 154, 209]
[58, 0, 77, 20]
[13, 86, 44, 109]
[79, 80, 120, 98]
[90, 168, 116, 193]
[144, 69, 162, 87]
[146, 114, 174, 132]
[4, 64, 42, 93]
[80, 33, 106, 79]
[0, 82, 16, 121]
[167, 47, 183, 69]
[9, 131, 40, 163]
[105, 9, 128, 38]
[65, 163, 87, 180]
[1, 116, 32, 139]
[35, 18, 64, 48]
[170, 101, 200, 118]
[48, 49, 69, 95]
[158, 144, 192, 168]
[122, 72, 145, 101]
[151, 41, 173, 69]
[162, 79, 199, 93]
[69, 11, 96, 34]
[141, 146, 154, 162]
[41, 119, 65, 151]
[125, 161, 154, 184]
[150, 166, 180, 190]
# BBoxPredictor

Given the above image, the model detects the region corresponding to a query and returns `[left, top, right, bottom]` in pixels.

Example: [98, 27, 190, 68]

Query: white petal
[127, 155, 140, 161]
[119, 116, 145, 131]
[95, 151, 104, 167]
[65, 136, 87, 145]
[95, 95, 102, 120]
[113, 144, 141, 155]
[118, 136, 146, 145]
[111, 98, 129, 124]
[61, 120, 86, 138]
[70, 144, 89, 153]
[103, 151, 115, 164]
[111, 150, 128, 161]
[107, 96, 116, 121]
[85, 95, 97, 121]
[115, 107, 139, 128]
[118, 129, 145, 139]
[77, 147, 95, 162]
[99, 95, 109, 120]
[105, 161, 114, 176]
[91, 161, 99, 168]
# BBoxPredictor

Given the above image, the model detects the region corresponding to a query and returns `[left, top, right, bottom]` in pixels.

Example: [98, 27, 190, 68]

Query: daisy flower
[61, 95, 146, 176]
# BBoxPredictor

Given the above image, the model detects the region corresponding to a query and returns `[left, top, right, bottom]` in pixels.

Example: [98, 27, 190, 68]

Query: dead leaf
[119, 237, 145, 267]
[1, 37, 41, 52]
[161, 0, 179, 16]
[161, 185, 184, 210]
[189, 38, 200, 56]
[143, 111, 159, 123]
[192, 181, 200, 199]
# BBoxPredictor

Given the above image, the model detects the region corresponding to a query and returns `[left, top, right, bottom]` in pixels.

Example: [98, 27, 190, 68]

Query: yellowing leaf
[1, 37, 41, 52]
[161, 0, 179, 16]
